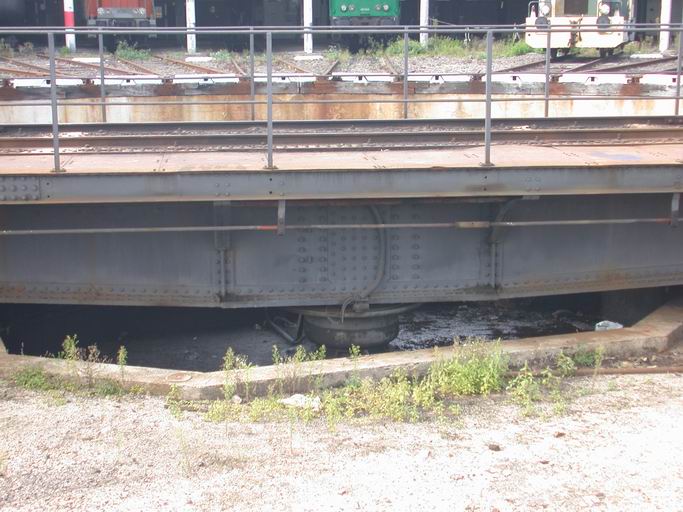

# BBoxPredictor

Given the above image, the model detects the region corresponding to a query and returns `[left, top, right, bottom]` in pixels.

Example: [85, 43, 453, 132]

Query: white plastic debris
[278, 394, 321, 411]
[595, 320, 624, 331]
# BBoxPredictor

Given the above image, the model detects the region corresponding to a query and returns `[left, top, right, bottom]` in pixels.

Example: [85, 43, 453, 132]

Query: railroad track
[498, 55, 680, 75]
[0, 117, 681, 154]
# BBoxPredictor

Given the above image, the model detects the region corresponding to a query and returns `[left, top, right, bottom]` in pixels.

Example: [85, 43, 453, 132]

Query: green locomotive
[329, 0, 400, 26]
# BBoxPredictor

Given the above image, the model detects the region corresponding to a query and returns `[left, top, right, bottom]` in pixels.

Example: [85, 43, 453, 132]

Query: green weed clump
[14, 366, 53, 391]
[115, 41, 151, 61]
[210, 49, 232, 62]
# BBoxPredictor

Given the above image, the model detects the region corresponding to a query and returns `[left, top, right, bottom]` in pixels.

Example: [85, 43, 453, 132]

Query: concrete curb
[1, 298, 682, 400]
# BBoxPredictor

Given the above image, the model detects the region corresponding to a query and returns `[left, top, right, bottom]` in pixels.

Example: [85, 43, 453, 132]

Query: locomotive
[85, 0, 157, 30]
[525, 0, 634, 58]
[0, 0, 26, 26]
[329, 0, 401, 26]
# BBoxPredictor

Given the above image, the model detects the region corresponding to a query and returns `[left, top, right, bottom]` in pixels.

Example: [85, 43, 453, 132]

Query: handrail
[0, 23, 679, 172]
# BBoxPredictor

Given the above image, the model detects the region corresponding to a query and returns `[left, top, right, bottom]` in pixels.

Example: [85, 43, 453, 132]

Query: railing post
[266, 31, 274, 169]
[98, 31, 107, 123]
[48, 32, 61, 173]
[403, 28, 409, 119]
[544, 27, 551, 118]
[249, 28, 256, 121]
[483, 30, 493, 167]
[676, 28, 682, 116]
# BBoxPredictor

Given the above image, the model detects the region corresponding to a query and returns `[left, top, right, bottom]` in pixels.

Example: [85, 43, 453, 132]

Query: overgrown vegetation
[210, 49, 232, 62]
[382, 35, 537, 59]
[12, 335, 132, 400]
[0, 39, 13, 58]
[115, 40, 151, 61]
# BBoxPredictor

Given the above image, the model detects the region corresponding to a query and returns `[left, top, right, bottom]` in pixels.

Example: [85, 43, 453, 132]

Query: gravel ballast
[1, 373, 682, 511]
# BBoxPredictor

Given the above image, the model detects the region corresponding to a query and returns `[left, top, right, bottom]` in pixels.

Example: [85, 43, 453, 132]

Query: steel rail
[0, 126, 680, 152]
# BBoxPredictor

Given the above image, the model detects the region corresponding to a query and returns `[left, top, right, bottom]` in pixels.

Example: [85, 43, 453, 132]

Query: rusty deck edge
[0, 298, 682, 400]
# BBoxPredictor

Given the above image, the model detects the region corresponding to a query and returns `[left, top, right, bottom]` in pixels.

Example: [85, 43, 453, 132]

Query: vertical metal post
[48, 33, 61, 173]
[266, 32, 274, 169]
[544, 28, 551, 118]
[403, 29, 409, 119]
[483, 30, 493, 167]
[675, 29, 682, 116]
[250, 29, 256, 121]
[98, 32, 107, 123]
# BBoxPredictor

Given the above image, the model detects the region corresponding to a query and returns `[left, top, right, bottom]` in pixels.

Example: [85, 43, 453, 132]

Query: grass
[12, 335, 132, 400]
[383, 36, 538, 59]
[210, 49, 232, 62]
[0, 39, 13, 58]
[115, 40, 151, 61]
[198, 341, 604, 425]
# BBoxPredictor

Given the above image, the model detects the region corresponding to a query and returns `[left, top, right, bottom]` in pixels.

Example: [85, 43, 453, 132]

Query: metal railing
[0, 23, 681, 172]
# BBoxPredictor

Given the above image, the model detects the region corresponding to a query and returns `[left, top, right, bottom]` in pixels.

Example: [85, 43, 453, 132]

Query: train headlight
[340, 4, 347, 11]
[599, 3, 611, 15]
[540, 3, 551, 15]
[383, 4, 390, 10]
[97, 7, 104, 16]
[349, 4, 355, 11]
[376, 4, 381, 10]
[138, 8, 147, 16]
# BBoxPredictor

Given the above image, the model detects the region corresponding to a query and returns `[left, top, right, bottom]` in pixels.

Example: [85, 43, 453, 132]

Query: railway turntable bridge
[0, 25, 682, 348]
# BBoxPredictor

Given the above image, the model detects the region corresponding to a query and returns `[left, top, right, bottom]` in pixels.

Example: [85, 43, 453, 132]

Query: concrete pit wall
[0, 79, 677, 124]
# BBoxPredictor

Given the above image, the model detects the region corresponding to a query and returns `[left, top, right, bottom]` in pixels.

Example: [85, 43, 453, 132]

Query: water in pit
[0, 294, 607, 372]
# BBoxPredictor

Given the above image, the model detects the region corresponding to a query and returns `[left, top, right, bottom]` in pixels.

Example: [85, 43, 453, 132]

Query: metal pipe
[544, 28, 551, 118]
[403, 29, 409, 119]
[47, 33, 61, 173]
[249, 29, 255, 121]
[1, 217, 681, 237]
[266, 32, 274, 169]
[98, 32, 106, 123]
[676, 33, 682, 116]
[484, 30, 493, 166]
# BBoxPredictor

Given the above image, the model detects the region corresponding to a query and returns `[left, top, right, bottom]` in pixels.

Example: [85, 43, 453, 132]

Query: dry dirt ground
[1, 373, 682, 512]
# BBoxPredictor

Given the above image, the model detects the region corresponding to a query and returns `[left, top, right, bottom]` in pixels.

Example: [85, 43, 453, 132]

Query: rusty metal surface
[0, 142, 680, 177]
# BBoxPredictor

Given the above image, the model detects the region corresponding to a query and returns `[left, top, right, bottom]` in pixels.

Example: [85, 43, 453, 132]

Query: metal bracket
[277, 199, 286, 235]
[671, 193, 680, 228]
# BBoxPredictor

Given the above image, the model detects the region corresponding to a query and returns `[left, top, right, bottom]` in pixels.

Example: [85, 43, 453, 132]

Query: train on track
[85, 0, 158, 30]
[526, 0, 634, 57]
[0, 0, 25, 26]
[329, 0, 401, 26]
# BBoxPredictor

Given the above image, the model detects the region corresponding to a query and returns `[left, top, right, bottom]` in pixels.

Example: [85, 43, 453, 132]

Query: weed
[324, 47, 351, 64]
[0, 39, 13, 58]
[94, 379, 125, 397]
[58, 46, 72, 57]
[318, 340, 508, 426]
[506, 362, 541, 416]
[495, 40, 536, 57]
[271, 344, 327, 396]
[117, 345, 128, 384]
[166, 384, 183, 419]
[555, 350, 577, 377]
[175, 429, 194, 476]
[571, 347, 605, 369]
[17, 42, 34, 55]
[14, 366, 52, 391]
[115, 40, 151, 61]
[210, 49, 232, 62]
